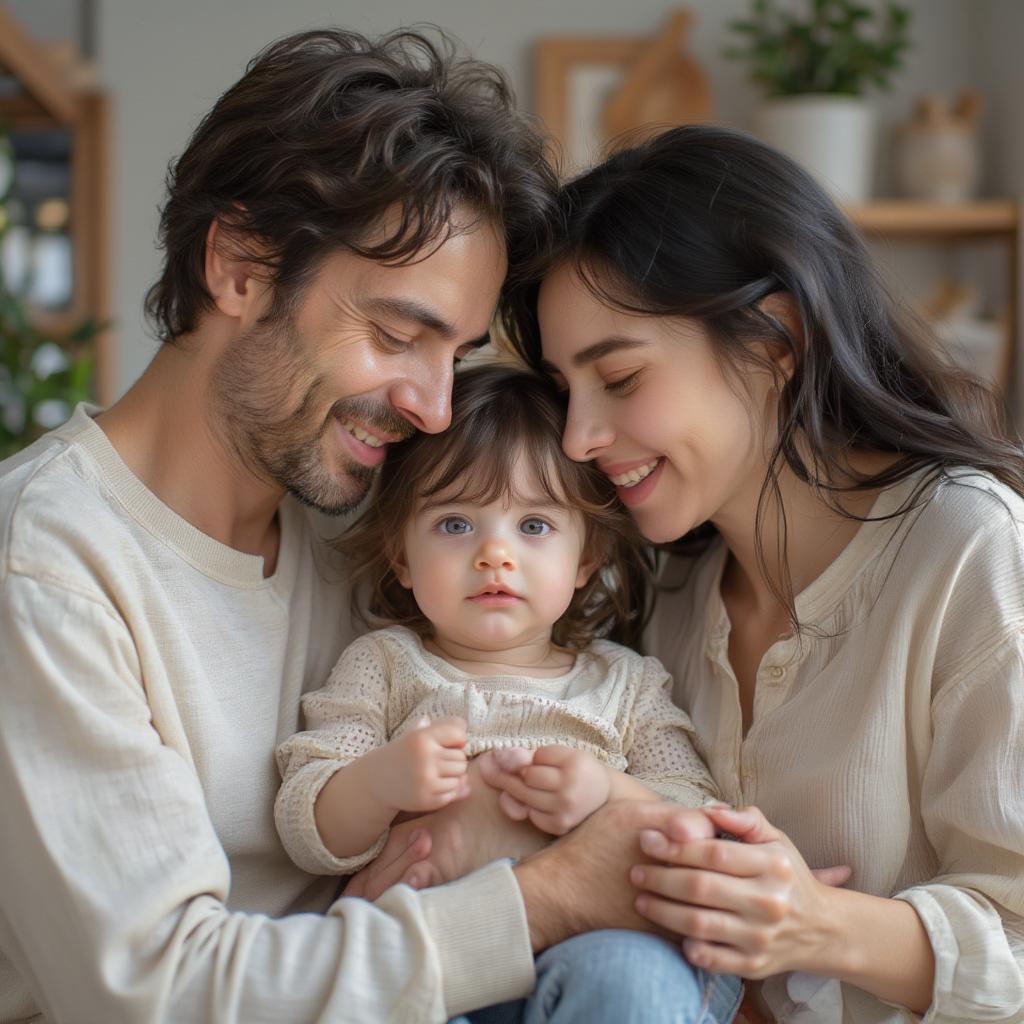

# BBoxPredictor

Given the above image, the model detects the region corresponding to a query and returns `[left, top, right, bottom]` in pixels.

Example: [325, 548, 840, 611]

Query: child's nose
[473, 536, 515, 571]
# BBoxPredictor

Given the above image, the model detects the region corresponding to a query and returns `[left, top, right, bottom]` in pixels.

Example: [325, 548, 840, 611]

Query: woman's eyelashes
[603, 369, 643, 395]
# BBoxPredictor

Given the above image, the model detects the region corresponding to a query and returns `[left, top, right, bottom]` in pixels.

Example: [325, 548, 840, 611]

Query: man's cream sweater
[0, 405, 534, 1023]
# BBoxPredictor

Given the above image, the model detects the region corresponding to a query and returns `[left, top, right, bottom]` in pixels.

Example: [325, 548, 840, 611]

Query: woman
[508, 125, 1024, 1022]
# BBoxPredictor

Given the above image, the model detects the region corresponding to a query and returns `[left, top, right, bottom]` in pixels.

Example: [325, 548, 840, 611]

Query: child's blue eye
[438, 516, 472, 535]
[519, 517, 551, 537]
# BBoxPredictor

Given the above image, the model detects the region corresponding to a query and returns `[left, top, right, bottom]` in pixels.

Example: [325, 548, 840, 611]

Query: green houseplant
[0, 127, 99, 461]
[726, 0, 912, 201]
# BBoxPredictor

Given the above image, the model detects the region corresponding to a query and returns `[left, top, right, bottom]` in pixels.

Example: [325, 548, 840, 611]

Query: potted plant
[727, 0, 911, 201]
[0, 128, 98, 461]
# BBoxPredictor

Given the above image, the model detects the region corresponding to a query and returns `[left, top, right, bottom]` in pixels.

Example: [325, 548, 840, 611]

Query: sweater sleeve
[0, 575, 534, 1023]
[623, 655, 721, 807]
[893, 632, 1024, 1023]
[274, 634, 395, 875]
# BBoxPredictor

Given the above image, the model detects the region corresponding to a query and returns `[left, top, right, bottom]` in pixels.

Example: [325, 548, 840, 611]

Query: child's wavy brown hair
[339, 362, 651, 648]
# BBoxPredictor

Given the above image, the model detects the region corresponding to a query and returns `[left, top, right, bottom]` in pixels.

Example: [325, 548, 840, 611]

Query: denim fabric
[450, 929, 742, 1024]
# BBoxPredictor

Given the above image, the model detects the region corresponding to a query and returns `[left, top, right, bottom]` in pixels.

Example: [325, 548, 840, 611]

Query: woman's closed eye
[603, 369, 643, 395]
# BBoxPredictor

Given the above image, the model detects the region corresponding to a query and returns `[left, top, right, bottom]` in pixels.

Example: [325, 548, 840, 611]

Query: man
[0, 28, 711, 1023]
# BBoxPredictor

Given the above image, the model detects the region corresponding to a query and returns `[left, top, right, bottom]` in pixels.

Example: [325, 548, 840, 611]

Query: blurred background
[1, 0, 1022, 457]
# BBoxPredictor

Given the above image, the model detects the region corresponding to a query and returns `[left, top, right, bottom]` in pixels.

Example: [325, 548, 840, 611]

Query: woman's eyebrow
[539, 337, 647, 376]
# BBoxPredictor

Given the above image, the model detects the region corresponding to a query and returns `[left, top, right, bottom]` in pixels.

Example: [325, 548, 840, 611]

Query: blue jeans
[450, 929, 742, 1024]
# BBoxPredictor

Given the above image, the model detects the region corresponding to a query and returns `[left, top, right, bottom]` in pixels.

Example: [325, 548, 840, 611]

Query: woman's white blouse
[646, 469, 1024, 1024]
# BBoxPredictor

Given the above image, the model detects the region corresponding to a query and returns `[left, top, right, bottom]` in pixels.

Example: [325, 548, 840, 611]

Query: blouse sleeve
[274, 633, 393, 875]
[623, 655, 721, 808]
[894, 630, 1024, 1022]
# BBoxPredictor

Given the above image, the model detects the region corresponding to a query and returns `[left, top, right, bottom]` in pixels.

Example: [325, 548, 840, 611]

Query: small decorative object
[918, 276, 1005, 383]
[895, 92, 982, 202]
[534, 9, 712, 177]
[727, 0, 911, 202]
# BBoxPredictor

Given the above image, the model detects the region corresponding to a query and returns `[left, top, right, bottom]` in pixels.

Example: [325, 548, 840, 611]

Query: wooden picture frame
[534, 37, 644, 176]
[533, 10, 711, 178]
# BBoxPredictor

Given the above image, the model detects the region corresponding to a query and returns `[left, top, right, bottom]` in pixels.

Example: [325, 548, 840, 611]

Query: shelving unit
[844, 199, 1020, 399]
[0, 5, 113, 403]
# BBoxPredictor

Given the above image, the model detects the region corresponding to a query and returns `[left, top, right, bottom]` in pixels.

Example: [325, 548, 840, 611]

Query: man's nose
[389, 362, 454, 434]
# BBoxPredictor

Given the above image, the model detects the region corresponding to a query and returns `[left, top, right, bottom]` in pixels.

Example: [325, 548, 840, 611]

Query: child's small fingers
[521, 765, 562, 791]
[499, 790, 530, 821]
[437, 758, 468, 778]
[493, 747, 534, 772]
[427, 717, 468, 748]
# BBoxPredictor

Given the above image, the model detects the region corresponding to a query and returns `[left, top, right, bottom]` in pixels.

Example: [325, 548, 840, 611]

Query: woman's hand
[343, 755, 548, 901]
[631, 804, 849, 979]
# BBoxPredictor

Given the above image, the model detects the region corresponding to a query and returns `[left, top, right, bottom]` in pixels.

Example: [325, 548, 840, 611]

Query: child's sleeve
[274, 634, 393, 875]
[624, 655, 721, 808]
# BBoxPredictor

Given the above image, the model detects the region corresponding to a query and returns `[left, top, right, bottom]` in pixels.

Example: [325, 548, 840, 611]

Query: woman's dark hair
[146, 27, 558, 340]
[339, 362, 651, 649]
[506, 124, 1024, 621]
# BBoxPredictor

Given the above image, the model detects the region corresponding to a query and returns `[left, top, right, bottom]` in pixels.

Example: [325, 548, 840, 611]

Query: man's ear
[756, 291, 803, 380]
[204, 217, 264, 319]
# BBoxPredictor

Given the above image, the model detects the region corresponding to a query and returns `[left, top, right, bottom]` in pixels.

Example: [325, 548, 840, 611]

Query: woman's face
[537, 263, 773, 544]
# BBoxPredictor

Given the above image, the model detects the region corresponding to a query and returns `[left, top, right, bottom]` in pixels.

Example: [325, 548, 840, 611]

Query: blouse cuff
[895, 885, 1024, 1023]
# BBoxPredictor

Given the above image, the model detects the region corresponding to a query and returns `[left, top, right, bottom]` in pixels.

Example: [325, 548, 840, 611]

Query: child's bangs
[419, 404, 572, 512]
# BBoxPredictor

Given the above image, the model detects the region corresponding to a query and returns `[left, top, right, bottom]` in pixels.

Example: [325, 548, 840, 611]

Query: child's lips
[467, 583, 522, 603]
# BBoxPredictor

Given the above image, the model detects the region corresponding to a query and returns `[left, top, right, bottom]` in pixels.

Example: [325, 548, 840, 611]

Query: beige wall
[11, 0, 1012, 394]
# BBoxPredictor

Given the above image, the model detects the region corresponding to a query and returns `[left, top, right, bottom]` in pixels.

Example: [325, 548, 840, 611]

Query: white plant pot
[755, 95, 876, 203]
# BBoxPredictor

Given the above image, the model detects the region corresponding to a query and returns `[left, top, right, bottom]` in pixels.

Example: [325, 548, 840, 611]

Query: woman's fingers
[682, 938, 769, 979]
[438, 757, 468, 777]
[700, 804, 780, 845]
[639, 836, 786, 879]
[635, 892, 746, 946]
[632, 863, 791, 923]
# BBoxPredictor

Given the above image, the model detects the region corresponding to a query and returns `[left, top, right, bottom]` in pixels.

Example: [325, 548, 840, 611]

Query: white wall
[10, 0, 1002, 394]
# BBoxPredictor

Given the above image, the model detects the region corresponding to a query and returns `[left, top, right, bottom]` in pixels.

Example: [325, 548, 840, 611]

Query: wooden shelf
[843, 198, 1022, 401]
[844, 199, 1018, 237]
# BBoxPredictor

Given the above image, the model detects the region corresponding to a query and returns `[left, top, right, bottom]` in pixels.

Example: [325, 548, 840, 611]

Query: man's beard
[210, 313, 413, 515]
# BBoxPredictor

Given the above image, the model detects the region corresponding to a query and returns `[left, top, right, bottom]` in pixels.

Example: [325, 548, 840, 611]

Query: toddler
[274, 363, 720, 878]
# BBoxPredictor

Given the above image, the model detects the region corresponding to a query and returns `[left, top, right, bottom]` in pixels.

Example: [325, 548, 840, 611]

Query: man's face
[212, 218, 507, 514]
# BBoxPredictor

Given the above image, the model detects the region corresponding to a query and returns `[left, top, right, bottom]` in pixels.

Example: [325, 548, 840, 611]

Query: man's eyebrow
[363, 296, 457, 339]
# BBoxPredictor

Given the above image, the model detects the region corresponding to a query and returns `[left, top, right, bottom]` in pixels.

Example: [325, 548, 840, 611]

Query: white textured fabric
[0, 405, 534, 1024]
[275, 625, 719, 874]
[646, 469, 1024, 1024]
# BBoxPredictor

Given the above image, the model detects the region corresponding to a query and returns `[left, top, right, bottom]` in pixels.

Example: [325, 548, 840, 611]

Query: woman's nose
[474, 536, 515, 571]
[562, 399, 614, 462]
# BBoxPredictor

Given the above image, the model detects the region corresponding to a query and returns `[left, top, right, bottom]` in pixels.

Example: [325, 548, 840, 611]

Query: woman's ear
[757, 291, 803, 380]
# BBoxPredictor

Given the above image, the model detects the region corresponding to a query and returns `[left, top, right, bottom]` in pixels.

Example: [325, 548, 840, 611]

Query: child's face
[394, 456, 597, 652]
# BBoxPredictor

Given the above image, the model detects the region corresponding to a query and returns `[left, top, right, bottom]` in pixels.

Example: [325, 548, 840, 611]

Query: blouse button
[767, 665, 786, 683]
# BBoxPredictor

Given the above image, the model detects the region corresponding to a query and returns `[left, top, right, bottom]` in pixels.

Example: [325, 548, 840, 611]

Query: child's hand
[478, 745, 610, 836]
[372, 716, 470, 814]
